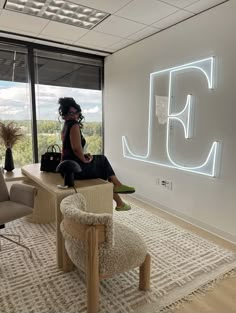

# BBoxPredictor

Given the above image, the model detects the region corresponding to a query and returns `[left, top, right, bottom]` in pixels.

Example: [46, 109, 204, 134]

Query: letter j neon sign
[122, 57, 220, 177]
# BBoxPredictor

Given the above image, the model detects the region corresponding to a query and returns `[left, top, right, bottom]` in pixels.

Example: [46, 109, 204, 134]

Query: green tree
[0, 120, 103, 168]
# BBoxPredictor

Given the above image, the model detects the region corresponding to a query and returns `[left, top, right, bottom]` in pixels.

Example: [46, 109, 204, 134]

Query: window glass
[0, 43, 33, 168]
[0, 43, 103, 169]
[34, 49, 103, 160]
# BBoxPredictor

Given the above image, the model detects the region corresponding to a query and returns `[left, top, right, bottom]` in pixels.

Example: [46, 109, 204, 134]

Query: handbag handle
[47, 144, 61, 153]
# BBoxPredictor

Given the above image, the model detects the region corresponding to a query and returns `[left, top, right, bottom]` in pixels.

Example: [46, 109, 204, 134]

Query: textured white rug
[0, 205, 236, 313]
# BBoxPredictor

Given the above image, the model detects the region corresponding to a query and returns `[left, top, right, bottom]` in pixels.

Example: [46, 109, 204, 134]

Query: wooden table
[21, 163, 113, 270]
[3, 168, 26, 182]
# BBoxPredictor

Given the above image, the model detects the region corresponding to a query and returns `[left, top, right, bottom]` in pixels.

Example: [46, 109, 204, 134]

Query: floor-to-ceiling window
[0, 40, 104, 168]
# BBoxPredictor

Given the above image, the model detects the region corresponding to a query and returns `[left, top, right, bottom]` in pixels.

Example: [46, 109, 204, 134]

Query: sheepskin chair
[60, 193, 151, 313]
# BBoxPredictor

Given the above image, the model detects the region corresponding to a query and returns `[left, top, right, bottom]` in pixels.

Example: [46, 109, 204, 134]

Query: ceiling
[0, 0, 228, 56]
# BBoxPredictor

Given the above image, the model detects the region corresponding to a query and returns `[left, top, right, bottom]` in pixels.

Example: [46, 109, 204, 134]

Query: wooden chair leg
[139, 253, 151, 291]
[86, 226, 99, 313]
[62, 242, 74, 272]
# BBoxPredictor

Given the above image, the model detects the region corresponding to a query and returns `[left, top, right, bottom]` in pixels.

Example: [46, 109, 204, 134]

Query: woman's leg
[113, 193, 123, 207]
[90, 156, 134, 193]
[108, 175, 122, 187]
[113, 193, 131, 211]
[109, 175, 135, 194]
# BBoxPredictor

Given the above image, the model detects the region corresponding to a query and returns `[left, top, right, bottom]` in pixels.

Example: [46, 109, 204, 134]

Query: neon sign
[122, 57, 220, 177]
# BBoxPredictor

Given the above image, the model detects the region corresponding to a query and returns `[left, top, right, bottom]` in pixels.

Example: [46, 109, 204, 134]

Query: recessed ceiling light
[4, 0, 110, 30]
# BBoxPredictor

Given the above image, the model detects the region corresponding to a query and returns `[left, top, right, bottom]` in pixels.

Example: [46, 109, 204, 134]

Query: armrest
[10, 183, 37, 207]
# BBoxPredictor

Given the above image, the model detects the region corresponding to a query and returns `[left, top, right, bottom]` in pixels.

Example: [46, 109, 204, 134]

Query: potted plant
[0, 122, 24, 172]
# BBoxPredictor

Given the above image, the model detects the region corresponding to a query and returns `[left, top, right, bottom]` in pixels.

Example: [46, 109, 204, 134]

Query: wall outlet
[161, 180, 172, 190]
[157, 178, 173, 190]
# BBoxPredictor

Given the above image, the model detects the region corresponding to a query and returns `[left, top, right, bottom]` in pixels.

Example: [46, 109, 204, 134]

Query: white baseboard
[131, 193, 236, 245]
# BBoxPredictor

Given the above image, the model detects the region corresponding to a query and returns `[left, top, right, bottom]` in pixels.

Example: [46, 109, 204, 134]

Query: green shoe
[114, 184, 135, 194]
[115, 203, 131, 211]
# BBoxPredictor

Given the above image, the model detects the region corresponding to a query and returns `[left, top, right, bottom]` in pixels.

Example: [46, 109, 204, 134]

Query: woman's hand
[84, 153, 93, 163]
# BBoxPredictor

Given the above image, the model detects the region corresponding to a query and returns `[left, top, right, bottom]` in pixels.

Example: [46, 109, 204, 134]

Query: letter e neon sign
[122, 57, 219, 177]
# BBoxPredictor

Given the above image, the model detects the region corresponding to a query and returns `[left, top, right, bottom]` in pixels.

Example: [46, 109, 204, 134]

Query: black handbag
[40, 144, 62, 173]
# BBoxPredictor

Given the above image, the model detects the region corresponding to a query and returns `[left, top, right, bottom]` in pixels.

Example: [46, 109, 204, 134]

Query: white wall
[104, 0, 236, 243]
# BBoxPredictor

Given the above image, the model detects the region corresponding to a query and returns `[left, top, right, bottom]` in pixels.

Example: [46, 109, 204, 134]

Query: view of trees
[0, 120, 102, 168]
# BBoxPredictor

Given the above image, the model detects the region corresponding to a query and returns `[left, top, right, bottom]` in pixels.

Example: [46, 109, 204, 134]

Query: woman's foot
[115, 202, 131, 211]
[114, 184, 135, 194]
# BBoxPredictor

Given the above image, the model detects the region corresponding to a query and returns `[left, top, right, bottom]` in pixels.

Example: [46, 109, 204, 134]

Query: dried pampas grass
[0, 121, 24, 148]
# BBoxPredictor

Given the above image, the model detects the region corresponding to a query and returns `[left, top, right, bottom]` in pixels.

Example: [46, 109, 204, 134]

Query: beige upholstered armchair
[0, 170, 37, 256]
[60, 193, 151, 313]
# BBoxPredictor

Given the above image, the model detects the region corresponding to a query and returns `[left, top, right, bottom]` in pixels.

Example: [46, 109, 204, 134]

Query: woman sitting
[58, 97, 135, 211]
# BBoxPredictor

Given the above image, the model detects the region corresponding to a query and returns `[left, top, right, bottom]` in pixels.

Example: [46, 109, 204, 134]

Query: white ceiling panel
[65, 44, 111, 56]
[115, 0, 178, 24]
[128, 26, 159, 41]
[40, 21, 88, 42]
[73, 41, 103, 49]
[32, 38, 59, 46]
[32, 38, 73, 49]
[73, 41, 113, 53]
[37, 34, 74, 45]
[185, 0, 226, 13]
[108, 38, 135, 50]
[152, 9, 194, 29]
[160, 0, 200, 9]
[33, 38, 94, 54]
[0, 25, 37, 37]
[94, 15, 145, 38]
[76, 30, 122, 48]
[0, 0, 229, 54]
[0, 32, 35, 43]
[69, 0, 133, 14]
[0, 10, 49, 34]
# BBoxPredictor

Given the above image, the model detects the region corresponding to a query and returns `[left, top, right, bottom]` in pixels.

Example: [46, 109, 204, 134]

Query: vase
[4, 147, 14, 172]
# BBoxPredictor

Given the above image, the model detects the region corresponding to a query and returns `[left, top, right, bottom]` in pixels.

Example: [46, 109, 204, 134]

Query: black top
[61, 120, 115, 180]
[61, 120, 86, 163]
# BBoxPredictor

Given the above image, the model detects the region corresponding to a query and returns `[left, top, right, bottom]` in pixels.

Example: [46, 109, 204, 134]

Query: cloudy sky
[0, 81, 102, 122]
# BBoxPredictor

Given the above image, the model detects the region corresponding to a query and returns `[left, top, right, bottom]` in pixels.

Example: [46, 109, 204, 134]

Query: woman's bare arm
[70, 124, 93, 163]
[61, 132, 64, 161]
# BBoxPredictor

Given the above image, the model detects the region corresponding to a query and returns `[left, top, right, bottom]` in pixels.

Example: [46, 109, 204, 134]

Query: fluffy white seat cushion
[64, 221, 147, 276]
[60, 193, 148, 276]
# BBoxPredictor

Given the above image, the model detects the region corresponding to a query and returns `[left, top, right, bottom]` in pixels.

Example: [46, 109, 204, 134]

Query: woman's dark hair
[58, 97, 84, 126]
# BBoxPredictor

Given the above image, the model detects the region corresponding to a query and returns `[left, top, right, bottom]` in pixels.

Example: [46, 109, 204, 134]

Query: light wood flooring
[123, 195, 236, 313]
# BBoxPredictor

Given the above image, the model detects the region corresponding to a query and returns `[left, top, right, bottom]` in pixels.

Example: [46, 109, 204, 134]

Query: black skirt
[74, 155, 115, 181]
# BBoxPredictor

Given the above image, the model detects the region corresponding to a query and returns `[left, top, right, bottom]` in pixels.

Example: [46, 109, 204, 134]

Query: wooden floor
[123, 195, 236, 313]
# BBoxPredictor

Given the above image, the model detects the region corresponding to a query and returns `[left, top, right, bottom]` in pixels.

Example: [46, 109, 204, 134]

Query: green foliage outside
[0, 120, 102, 168]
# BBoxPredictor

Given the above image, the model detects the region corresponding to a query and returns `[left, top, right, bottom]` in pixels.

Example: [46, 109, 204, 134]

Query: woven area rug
[0, 205, 236, 313]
